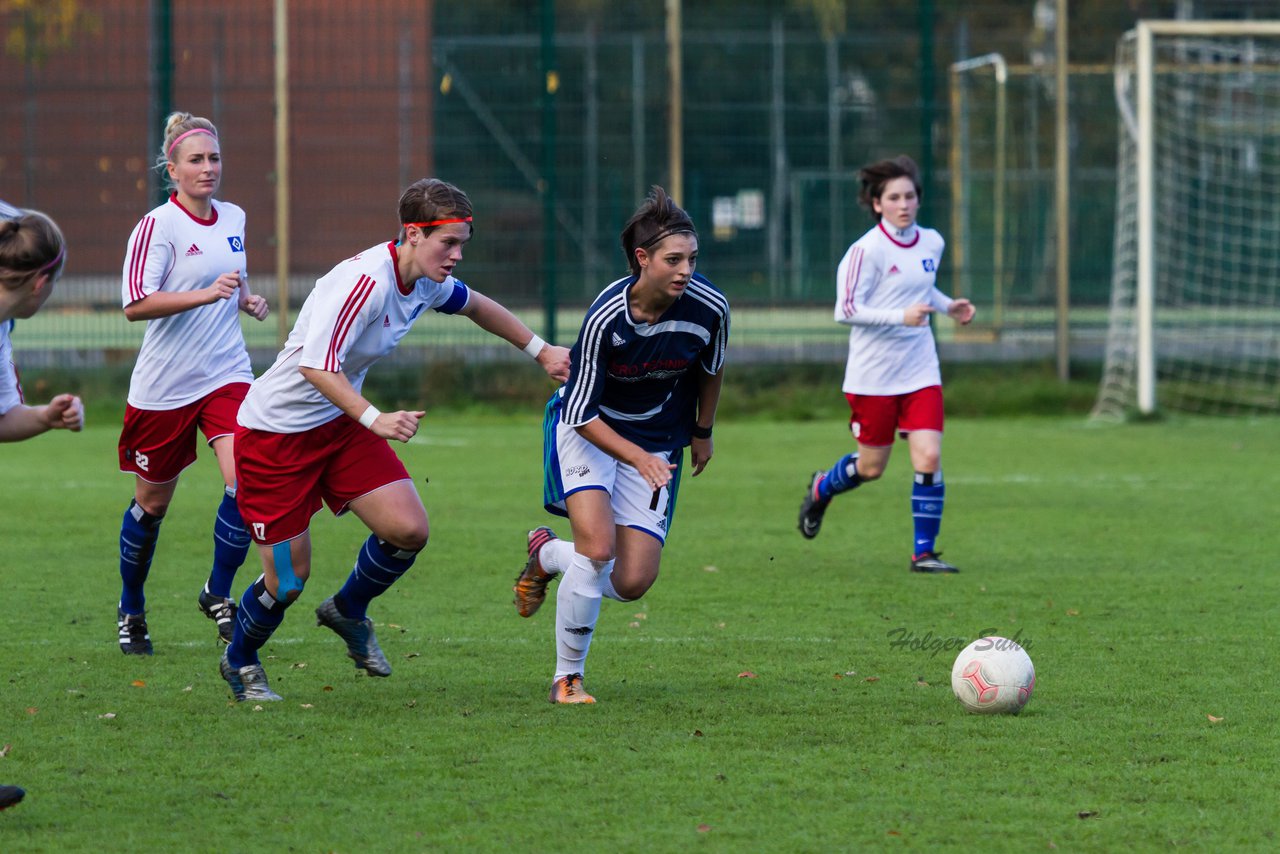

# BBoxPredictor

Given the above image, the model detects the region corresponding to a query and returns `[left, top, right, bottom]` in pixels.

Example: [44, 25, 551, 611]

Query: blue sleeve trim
[433, 281, 470, 315]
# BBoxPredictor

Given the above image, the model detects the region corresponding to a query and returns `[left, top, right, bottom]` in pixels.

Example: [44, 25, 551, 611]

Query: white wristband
[523, 334, 546, 359]
[357, 405, 381, 429]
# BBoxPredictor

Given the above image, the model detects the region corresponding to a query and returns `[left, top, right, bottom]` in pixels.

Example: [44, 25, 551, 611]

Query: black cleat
[0, 785, 26, 811]
[198, 589, 238, 645]
[797, 471, 830, 539]
[117, 608, 153, 655]
[911, 551, 960, 573]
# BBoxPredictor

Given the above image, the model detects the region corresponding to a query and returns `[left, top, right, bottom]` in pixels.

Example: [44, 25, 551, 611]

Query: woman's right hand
[904, 303, 936, 326]
[633, 452, 676, 490]
[205, 271, 242, 304]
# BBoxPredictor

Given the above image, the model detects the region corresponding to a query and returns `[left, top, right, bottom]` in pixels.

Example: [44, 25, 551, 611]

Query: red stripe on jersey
[129, 217, 156, 303]
[326, 275, 376, 372]
[843, 246, 863, 317]
[877, 221, 920, 248]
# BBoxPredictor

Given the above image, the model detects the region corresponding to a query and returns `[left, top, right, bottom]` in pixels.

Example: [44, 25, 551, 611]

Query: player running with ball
[797, 155, 975, 573]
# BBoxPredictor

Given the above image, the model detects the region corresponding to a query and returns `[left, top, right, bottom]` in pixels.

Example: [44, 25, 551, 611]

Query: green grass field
[2, 412, 1278, 851]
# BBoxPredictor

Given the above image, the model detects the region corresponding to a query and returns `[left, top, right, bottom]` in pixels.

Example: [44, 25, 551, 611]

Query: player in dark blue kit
[512, 186, 729, 703]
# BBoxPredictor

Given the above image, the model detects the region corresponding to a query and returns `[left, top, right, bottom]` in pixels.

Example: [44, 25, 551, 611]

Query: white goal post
[1095, 20, 1280, 419]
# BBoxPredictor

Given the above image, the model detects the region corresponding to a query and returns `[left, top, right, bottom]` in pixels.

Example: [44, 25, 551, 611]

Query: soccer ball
[951, 637, 1035, 715]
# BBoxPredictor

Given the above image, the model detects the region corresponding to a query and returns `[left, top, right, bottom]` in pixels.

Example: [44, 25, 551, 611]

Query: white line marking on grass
[406, 436, 470, 446]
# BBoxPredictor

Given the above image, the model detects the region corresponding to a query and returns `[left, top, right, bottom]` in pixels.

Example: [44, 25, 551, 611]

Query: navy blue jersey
[561, 272, 730, 452]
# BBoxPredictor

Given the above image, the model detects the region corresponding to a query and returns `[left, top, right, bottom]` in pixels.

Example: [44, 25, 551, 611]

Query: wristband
[523, 334, 546, 359]
[357, 405, 381, 429]
[691, 424, 713, 440]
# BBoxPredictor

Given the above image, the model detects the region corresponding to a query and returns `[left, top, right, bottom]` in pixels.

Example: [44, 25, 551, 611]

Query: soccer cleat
[548, 673, 596, 704]
[513, 526, 559, 618]
[911, 551, 960, 574]
[197, 589, 238, 645]
[117, 608, 153, 655]
[315, 596, 392, 677]
[797, 471, 830, 539]
[219, 653, 283, 703]
[0, 785, 26, 811]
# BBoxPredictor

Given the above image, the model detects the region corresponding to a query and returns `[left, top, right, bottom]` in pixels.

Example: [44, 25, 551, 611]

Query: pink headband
[167, 128, 217, 159]
[38, 245, 65, 275]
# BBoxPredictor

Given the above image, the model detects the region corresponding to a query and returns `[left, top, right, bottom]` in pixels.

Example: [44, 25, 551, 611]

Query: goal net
[1094, 21, 1280, 419]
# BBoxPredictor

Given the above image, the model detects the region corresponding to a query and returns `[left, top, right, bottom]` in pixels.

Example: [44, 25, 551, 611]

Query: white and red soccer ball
[951, 636, 1035, 714]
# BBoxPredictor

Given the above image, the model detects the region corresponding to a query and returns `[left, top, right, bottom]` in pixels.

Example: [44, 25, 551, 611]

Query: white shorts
[542, 398, 683, 544]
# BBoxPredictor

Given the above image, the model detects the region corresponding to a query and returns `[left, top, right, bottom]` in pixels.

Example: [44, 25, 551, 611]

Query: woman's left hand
[240, 292, 270, 321]
[690, 436, 714, 476]
[948, 298, 976, 325]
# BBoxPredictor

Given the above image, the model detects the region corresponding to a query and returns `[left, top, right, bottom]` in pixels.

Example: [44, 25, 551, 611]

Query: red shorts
[844, 385, 944, 447]
[234, 415, 411, 545]
[118, 383, 249, 483]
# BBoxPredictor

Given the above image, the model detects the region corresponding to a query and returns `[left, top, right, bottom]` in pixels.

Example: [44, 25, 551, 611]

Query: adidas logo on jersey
[611, 332, 626, 347]
[185, 244, 203, 256]
[887, 264, 900, 276]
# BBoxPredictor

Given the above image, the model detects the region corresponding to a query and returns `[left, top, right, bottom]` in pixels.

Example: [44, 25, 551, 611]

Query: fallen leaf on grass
[833, 673, 844, 679]
[1207, 714, 1224, 723]
[703, 565, 718, 572]
[1077, 810, 1099, 820]
[252, 705, 264, 712]
[864, 677, 880, 683]
[131, 680, 146, 688]
[322, 686, 334, 692]
[183, 685, 193, 692]
[0, 744, 10, 758]
[697, 824, 712, 833]
[403, 652, 421, 660]
[633, 612, 647, 620]
[916, 680, 930, 687]
[738, 671, 756, 678]
[98, 713, 116, 720]
[25, 708, 37, 716]
[1066, 609, 1080, 617]
[290, 662, 307, 670]
[692, 730, 704, 737]
[887, 830, 901, 836]
[300, 704, 314, 709]
[628, 622, 641, 628]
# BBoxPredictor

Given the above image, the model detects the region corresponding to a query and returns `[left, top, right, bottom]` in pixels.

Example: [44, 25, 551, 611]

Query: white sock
[540, 538, 575, 575]
[554, 552, 612, 678]
[600, 568, 632, 602]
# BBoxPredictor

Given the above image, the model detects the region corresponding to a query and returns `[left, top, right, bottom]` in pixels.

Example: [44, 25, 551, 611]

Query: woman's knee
[858, 461, 886, 481]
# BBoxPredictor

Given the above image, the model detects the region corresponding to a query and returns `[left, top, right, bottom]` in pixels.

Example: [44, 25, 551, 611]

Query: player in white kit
[0, 202, 82, 441]
[797, 155, 975, 572]
[218, 177, 570, 702]
[115, 112, 270, 654]
[2, 202, 79, 815]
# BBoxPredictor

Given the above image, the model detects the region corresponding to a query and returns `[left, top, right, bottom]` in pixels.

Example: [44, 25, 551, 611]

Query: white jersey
[121, 196, 254, 409]
[834, 221, 953, 396]
[237, 242, 470, 434]
[0, 320, 22, 416]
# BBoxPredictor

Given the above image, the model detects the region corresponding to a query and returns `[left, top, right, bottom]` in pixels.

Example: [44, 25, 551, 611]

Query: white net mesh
[1094, 29, 1280, 419]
